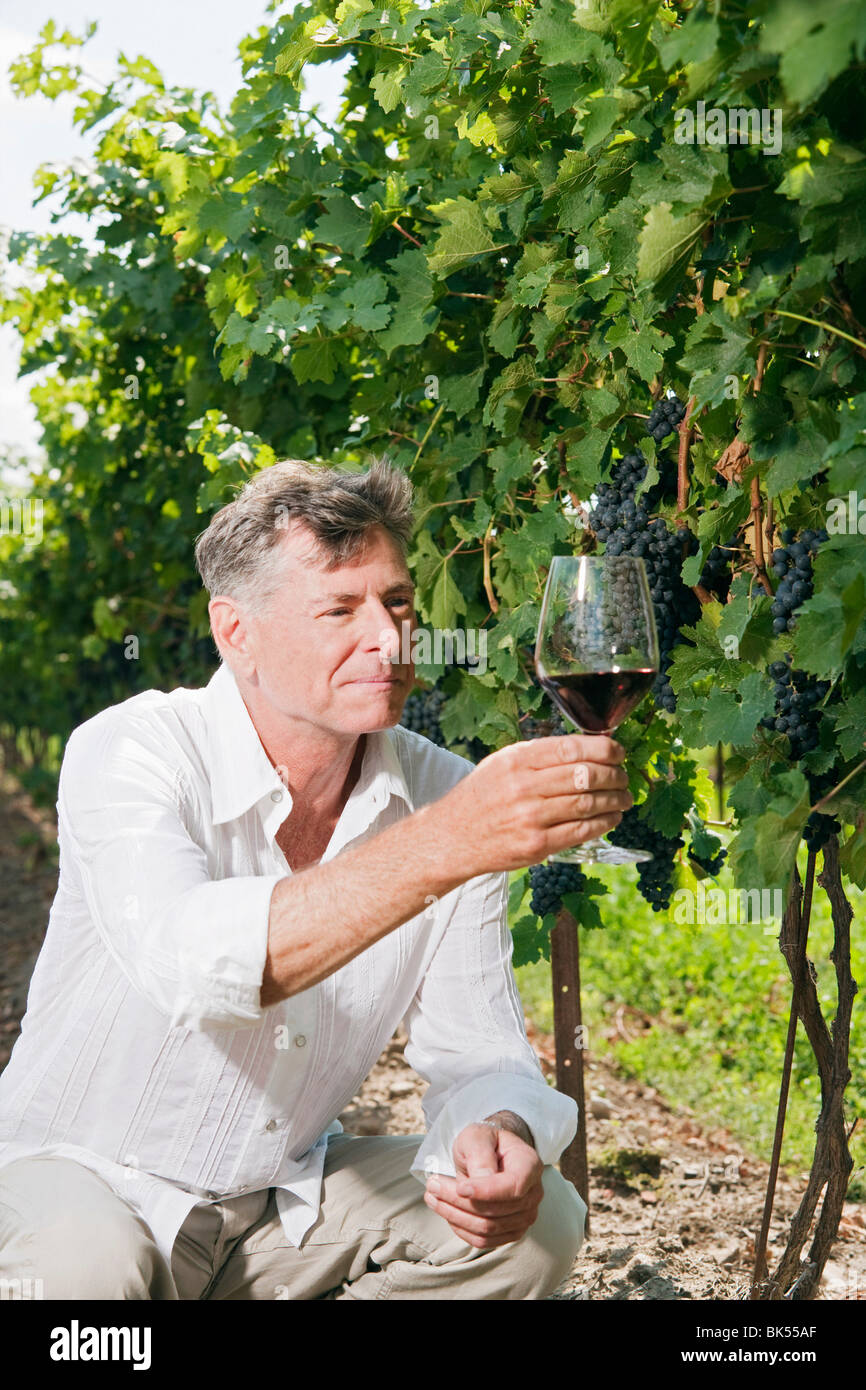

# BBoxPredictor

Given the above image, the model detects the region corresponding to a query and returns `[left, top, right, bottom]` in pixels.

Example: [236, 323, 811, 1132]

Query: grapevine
[589, 393, 701, 714]
[398, 686, 447, 747]
[769, 528, 828, 635]
[607, 807, 685, 912]
[529, 862, 588, 920]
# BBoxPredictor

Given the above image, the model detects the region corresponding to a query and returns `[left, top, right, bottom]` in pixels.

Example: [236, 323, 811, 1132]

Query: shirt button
[265, 1118, 278, 1132]
[293, 1034, 307, 1048]
[270, 790, 283, 803]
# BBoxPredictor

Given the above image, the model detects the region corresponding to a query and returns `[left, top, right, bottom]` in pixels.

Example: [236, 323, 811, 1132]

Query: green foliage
[2, 1, 865, 938]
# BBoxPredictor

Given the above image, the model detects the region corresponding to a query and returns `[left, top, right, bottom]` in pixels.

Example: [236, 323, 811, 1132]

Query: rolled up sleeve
[58, 715, 286, 1032]
[404, 869, 578, 1183]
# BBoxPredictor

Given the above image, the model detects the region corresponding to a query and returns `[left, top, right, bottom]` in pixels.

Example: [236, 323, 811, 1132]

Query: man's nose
[362, 602, 411, 663]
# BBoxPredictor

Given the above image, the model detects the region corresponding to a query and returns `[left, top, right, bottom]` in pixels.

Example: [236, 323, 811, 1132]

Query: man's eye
[324, 599, 412, 617]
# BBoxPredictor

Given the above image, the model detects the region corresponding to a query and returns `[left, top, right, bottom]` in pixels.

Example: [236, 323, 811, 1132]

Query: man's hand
[432, 732, 632, 878]
[423, 1119, 544, 1250]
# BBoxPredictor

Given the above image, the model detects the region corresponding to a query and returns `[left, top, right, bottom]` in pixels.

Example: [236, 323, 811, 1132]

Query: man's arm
[261, 794, 479, 1005]
[263, 732, 631, 1003]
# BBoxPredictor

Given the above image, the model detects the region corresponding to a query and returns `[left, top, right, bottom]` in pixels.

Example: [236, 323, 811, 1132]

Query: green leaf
[641, 775, 695, 838]
[636, 202, 706, 294]
[511, 914, 548, 968]
[839, 828, 866, 890]
[605, 321, 667, 381]
[427, 196, 508, 277]
[338, 271, 391, 331]
[482, 355, 536, 434]
[827, 691, 866, 762]
[439, 366, 485, 418]
[488, 437, 537, 504]
[793, 573, 866, 675]
[728, 767, 812, 898]
[313, 193, 371, 259]
[760, 0, 866, 106]
[677, 673, 775, 748]
[375, 249, 439, 354]
[288, 333, 341, 384]
[371, 61, 408, 113]
[527, 0, 607, 66]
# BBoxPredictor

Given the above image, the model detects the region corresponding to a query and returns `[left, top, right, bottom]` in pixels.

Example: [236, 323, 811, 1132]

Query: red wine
[538, 669, 655, 733]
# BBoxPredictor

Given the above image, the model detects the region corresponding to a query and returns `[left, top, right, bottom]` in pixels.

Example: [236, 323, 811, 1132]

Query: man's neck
[234, 674, 368, 821]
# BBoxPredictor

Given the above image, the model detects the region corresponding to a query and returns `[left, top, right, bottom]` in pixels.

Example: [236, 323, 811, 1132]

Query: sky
[0, 0, 351, 475]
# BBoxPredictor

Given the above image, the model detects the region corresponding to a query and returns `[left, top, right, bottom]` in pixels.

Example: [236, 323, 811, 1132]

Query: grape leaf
[427, 196, 508, 277]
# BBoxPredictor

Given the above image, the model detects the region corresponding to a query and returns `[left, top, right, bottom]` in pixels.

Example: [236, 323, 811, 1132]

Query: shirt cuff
[408, 1072, 578, 1182]
[168, 874, 287, 1031]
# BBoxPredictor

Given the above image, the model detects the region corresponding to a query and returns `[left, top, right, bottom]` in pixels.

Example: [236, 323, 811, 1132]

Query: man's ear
[208, 595, 257, 681]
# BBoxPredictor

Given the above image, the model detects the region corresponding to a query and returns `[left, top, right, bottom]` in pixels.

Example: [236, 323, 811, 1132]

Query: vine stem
[482, 522, 499, 615]
[413, 402, 444, 466]
[763, 837, 858, 1299]
[551, 907, 590, 1234]
[556, 437, 585, 518]
[812, 754, 866, 812]
[750, 850, 816, 1297]
[772, 310, 866, 358]
[676, 396, 697, 512]
[765, 495, 775, 563]
[392, 220, 422, 248]
[749, 342, 774, 596]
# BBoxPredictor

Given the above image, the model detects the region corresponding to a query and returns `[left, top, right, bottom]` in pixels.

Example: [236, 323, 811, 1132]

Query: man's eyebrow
[316, 581, 416, 602]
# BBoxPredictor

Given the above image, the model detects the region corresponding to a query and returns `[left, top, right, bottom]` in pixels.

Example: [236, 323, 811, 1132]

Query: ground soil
[1, 763, 863, 1301]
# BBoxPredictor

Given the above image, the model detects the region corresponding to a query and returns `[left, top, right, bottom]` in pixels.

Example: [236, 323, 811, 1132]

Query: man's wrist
[481, 1110, 536, 1149]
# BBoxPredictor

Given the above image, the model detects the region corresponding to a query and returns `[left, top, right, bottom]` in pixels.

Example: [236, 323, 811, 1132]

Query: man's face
[240, 522, 416, 735]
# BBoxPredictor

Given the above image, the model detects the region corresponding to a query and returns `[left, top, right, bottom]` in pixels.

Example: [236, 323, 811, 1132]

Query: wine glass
[534, 554, 659, 865]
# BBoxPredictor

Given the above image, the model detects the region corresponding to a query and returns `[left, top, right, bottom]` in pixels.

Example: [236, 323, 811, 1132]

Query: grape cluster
[399, 686, 447, 747]
[699, 533, 740, 602]
[770, 527, 828, 634]
[759, 657, 829, 759]
[803, 796, 841, 854]
[610, 450, 652, 495]
[588, 400, 700, 715]
[759, 657, 840, 852]
[591, 514, 700, 714]
[607, 807, 684, 911]
[529, 862, 587, 919]
[645, 393, 686, 443]
[687, 843, 727, 876]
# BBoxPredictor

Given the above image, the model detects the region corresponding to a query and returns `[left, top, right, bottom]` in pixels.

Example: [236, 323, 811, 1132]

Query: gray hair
[193, 454, 415, 613]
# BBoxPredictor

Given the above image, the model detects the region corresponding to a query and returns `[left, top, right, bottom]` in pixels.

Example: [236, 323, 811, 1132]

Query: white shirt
[0, 662, 577, 1272]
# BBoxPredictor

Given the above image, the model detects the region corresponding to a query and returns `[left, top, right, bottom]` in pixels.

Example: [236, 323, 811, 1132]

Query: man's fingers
[424, 1192, 532, 1243]
[426, 1176, 536, 1217]
[541, 810, 626, 857]
[451, 1164, 537, 1205]
[454, 1126, 501, 1182]
[527, 733, 626, 769]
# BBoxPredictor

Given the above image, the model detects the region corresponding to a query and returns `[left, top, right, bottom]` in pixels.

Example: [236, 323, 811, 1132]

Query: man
[0, 456, 632, 1300]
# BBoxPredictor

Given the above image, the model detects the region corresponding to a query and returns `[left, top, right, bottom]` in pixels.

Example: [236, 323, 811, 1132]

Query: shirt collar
[200, 662, 415, 826]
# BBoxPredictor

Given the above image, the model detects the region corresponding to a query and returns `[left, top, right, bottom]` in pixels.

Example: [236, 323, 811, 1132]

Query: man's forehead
[284, 548, 414, 600]
[314, 577, 415, 601]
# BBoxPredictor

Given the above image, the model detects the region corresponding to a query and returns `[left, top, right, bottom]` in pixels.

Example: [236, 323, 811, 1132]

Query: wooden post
[550, 905, 589, 1233]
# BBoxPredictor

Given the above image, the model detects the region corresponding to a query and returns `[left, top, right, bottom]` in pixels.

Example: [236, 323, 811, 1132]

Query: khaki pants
[0, 1134, 585, 1300]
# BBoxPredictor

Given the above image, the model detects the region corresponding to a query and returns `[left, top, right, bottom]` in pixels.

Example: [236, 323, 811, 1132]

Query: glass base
[546, 838, 653, 866]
